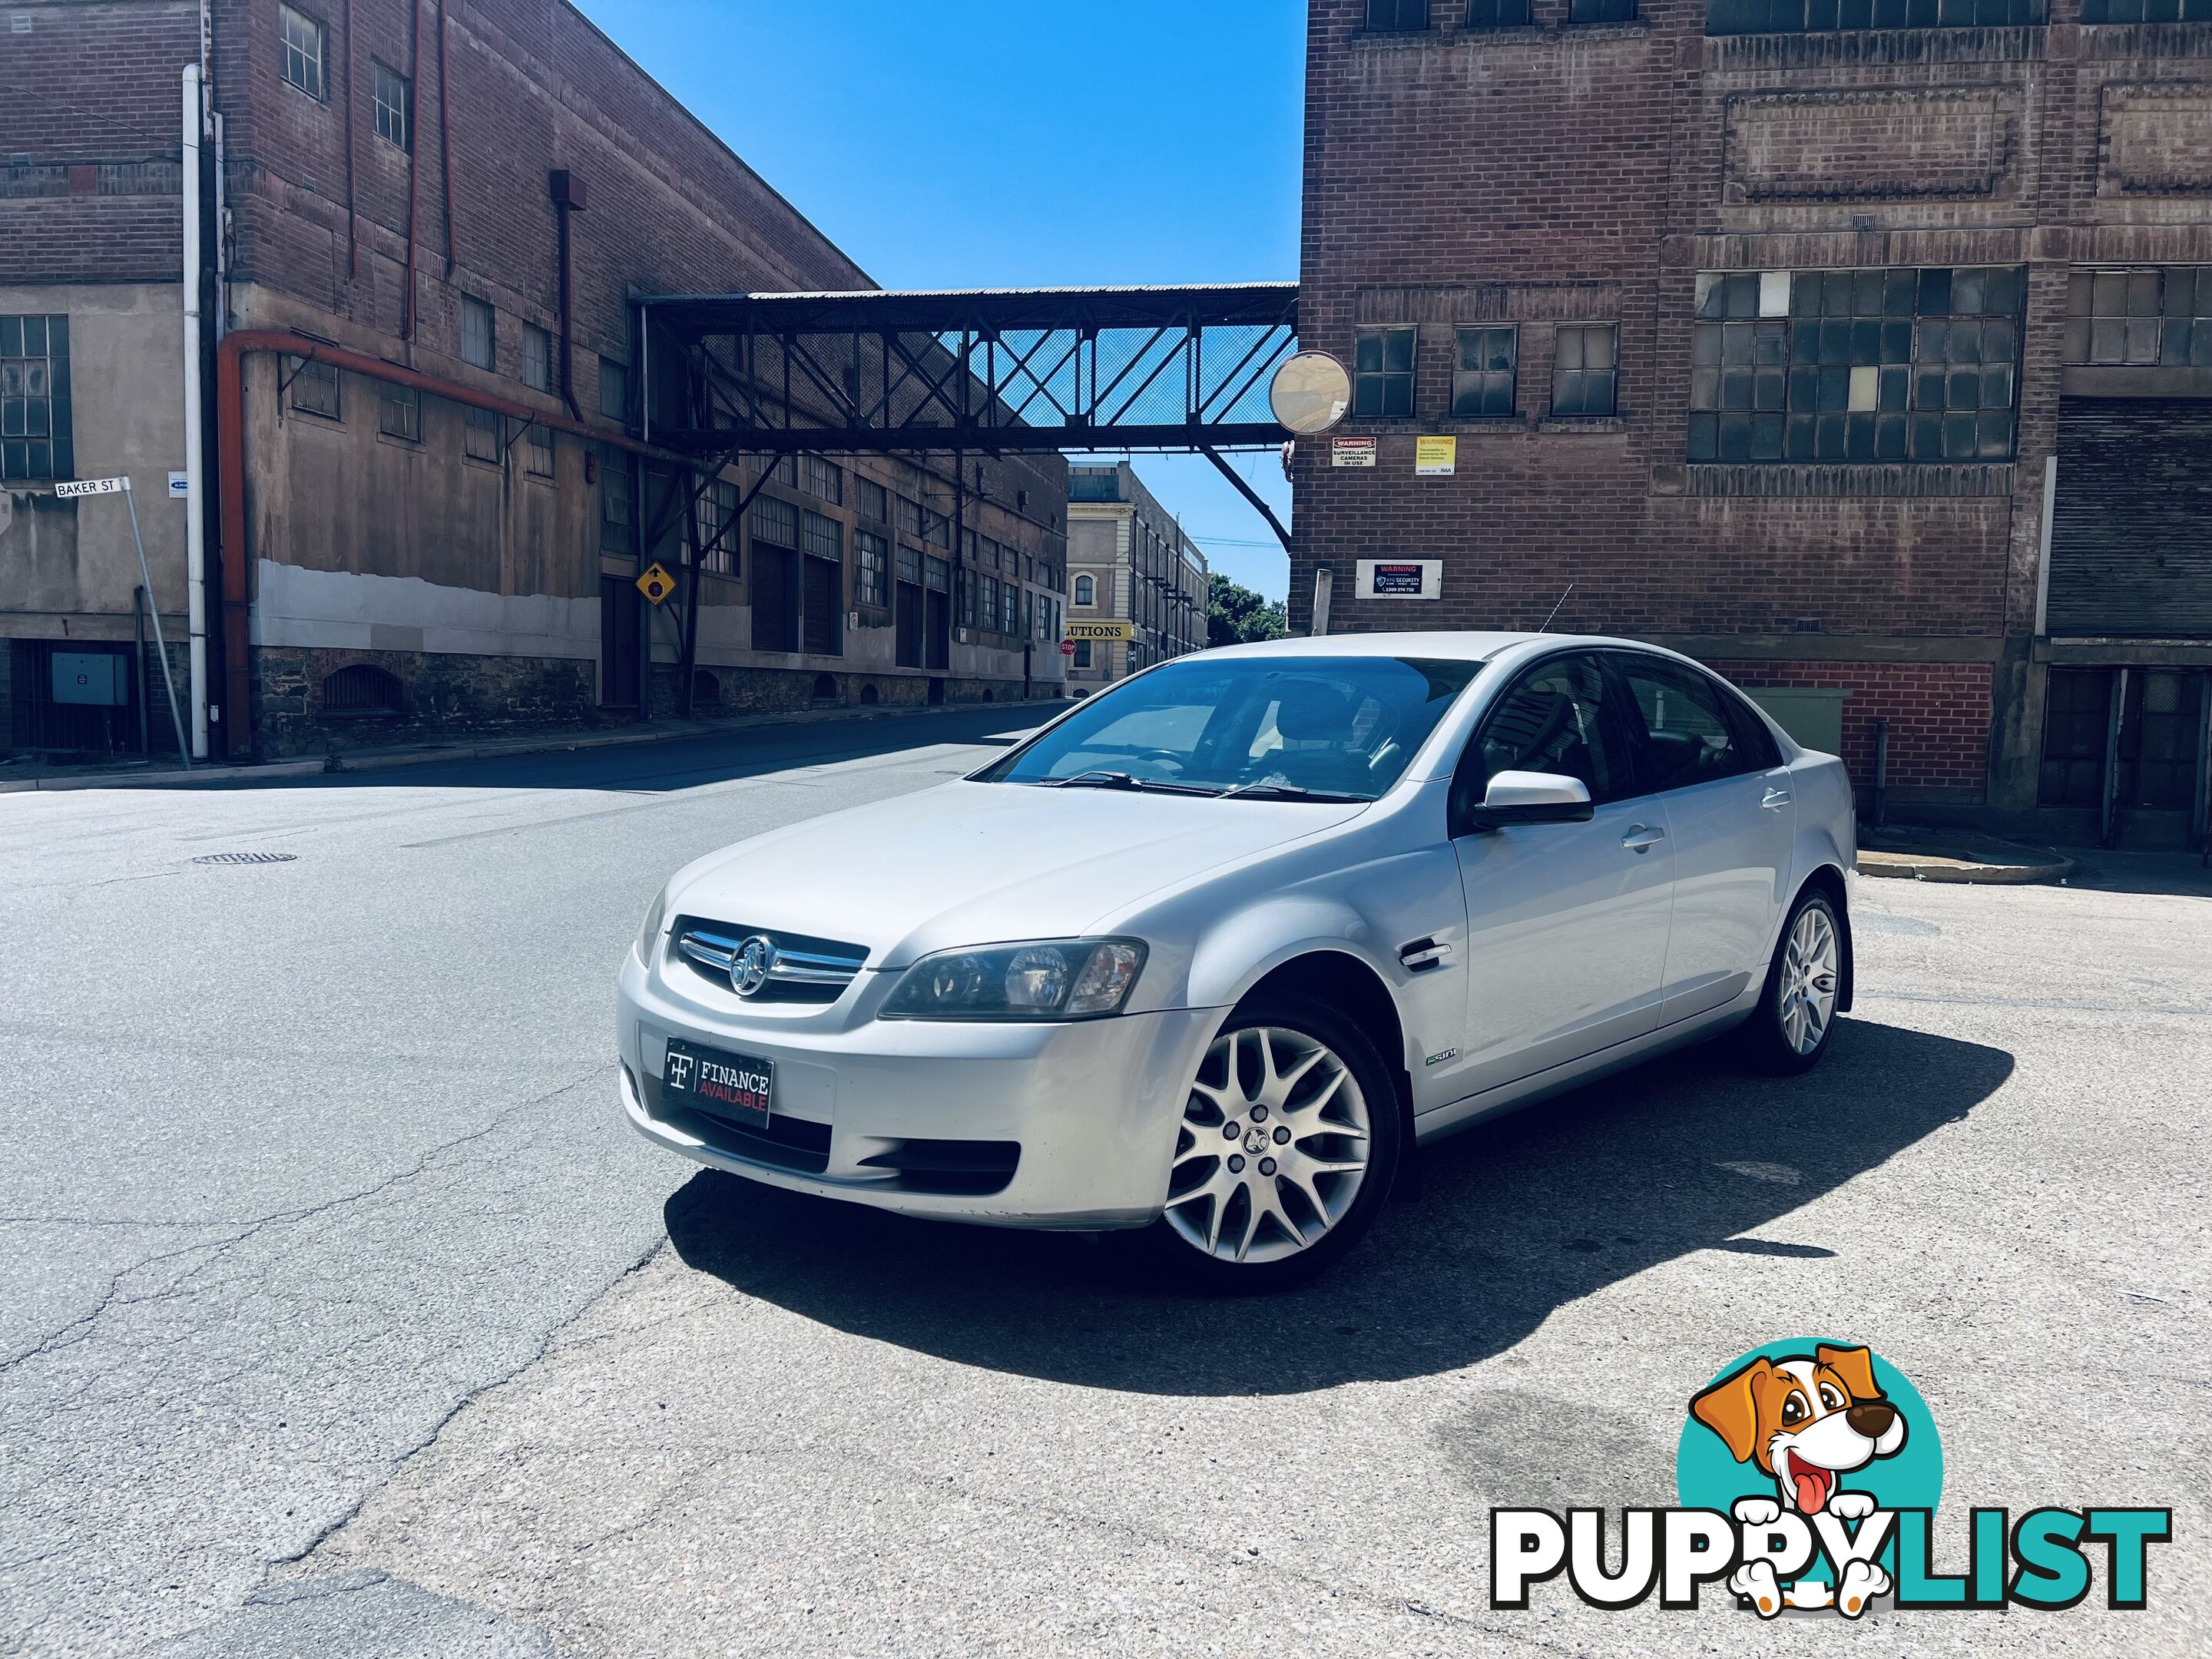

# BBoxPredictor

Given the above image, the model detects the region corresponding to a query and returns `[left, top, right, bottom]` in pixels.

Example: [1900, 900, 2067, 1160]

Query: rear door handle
[1761, 788, 1792, 811]
[1621, 825, 1666, 853]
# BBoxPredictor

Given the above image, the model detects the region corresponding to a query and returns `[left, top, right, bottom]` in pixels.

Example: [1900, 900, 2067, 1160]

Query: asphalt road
[2, 710, 2206, 1658]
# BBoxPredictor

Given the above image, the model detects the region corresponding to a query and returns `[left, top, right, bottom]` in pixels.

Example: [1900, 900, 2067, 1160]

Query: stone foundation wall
[252, 647, 599, 759]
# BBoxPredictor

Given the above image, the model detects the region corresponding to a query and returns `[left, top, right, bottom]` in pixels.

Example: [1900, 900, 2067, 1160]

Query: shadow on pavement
[664, 1017, 2011, 1396]
[227, 705, 1045, 796]
[2051, 848, 2212, 899]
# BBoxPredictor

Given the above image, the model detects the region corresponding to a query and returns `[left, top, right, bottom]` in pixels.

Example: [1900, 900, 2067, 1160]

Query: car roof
[1193, 631, 1641, 664]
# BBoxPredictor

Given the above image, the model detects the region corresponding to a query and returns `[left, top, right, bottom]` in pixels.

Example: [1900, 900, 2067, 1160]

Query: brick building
[1297, 0, 2212, 849]
[1, 0, 1065, 763]
[1065, 462, 1210, 694]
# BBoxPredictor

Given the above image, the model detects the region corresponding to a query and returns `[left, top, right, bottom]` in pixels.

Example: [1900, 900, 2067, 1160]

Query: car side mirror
[1461, 770, 1594, 833]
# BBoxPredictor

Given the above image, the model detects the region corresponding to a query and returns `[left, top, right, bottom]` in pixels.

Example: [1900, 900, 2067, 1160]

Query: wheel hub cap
[1780, 906, 1840, 1056]
[1165, 1026, 1372, 1265]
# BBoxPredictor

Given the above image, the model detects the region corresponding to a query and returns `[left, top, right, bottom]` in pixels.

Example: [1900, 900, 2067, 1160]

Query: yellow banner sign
[1416, 435, 1458, 477]
[1065, 620, 1136, 643]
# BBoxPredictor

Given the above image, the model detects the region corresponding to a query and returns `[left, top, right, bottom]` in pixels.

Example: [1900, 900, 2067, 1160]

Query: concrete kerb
[0, 696, 1068, 794]
[1856, 828, 2075, 886]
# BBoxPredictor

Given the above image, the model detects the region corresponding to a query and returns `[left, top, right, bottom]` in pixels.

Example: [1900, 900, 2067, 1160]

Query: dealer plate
[661, 1038, 775, 1129]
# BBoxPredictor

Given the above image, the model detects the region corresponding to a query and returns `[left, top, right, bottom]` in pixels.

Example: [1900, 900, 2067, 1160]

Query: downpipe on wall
[182, 64, 209, 760]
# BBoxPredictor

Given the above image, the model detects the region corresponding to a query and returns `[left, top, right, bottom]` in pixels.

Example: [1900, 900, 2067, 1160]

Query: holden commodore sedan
[617, 633, 1855, 1289]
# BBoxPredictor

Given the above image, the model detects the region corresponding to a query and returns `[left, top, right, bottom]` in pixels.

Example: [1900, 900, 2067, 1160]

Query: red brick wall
[0, 2, 197, 282]
[1705, 657, 1993, 797]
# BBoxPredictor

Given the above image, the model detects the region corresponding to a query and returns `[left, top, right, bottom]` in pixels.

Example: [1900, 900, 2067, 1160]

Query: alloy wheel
[1780, 903, 1840, 1056]
[1164, 1025, 1372, 1265]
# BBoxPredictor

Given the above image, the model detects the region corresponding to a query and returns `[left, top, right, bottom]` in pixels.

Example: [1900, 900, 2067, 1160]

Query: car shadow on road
[662, 1018, 2012, 1396]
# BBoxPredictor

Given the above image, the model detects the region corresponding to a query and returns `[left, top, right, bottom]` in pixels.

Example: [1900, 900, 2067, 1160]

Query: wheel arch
[1237, 949, 1416, 1151]
[1790, 863, 1854, 1013]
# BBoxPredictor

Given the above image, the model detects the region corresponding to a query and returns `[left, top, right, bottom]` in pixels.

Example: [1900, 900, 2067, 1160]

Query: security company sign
[1065, 620, 1136, 643]
[636, 562, 677, 605]
[55, 476, 129, 498]
[1356, 559, 1442, 601]
[1415, 435, 1457, 476]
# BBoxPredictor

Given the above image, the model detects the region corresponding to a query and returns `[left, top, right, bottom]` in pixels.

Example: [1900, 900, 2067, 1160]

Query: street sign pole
[114, 479, 191, 767]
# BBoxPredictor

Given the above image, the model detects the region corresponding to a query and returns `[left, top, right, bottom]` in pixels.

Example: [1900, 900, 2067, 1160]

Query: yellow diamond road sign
[636, 562, 677, 605]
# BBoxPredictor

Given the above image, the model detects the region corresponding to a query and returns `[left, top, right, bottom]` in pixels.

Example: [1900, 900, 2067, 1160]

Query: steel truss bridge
[628, 281, 1300, 710]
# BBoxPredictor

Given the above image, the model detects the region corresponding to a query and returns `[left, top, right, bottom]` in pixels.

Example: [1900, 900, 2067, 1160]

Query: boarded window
[522, 323, 552, 393]
[523, 422, 553, 478]
[378, 385, 421, 442]
[598, 356, 628, 421]
[598, 445, 633, 555]
[464, 405, 502, 462]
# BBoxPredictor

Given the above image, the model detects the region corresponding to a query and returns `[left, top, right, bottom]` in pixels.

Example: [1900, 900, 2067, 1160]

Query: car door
[1605, 652, 1794, 1026]
[1443, 651, 1674, 1100]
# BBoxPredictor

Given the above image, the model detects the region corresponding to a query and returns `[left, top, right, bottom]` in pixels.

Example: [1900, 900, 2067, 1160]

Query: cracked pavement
[5, 710, 2208, 1657]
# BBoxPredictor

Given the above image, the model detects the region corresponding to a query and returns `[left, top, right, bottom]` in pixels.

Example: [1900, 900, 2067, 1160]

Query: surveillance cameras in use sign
[1355, 559, 1442, 601]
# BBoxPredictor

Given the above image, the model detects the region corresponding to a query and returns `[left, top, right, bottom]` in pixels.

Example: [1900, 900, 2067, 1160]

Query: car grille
[671, 918, 868, 1005]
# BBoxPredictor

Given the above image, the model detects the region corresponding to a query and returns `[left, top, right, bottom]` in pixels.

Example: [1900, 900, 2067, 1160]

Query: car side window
[1451, 653, 1631, 828]
[1611, 656, 1757, 794]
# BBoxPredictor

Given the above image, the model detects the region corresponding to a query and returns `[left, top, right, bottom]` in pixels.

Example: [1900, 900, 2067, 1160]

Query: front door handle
[1621, 824, 1666, 853]
[1761, 788, 1793, 811]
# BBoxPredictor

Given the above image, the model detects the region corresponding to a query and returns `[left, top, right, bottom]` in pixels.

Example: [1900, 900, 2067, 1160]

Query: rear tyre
[1139, 995, 1402, 1293]
[1744, 888, 1844, 1075]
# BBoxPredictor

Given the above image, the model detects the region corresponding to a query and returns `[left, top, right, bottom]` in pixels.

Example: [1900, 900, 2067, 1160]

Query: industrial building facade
[1297, 0, 2212, 849]
[1065, 462, 1211, 694]
[1, 0, 1065, 764]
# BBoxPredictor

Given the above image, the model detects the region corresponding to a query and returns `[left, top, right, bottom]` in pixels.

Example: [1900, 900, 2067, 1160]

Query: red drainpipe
[215, 329, 695, 762]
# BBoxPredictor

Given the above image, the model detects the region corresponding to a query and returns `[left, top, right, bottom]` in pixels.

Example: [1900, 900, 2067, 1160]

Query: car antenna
[1538, 584, 1575, 633]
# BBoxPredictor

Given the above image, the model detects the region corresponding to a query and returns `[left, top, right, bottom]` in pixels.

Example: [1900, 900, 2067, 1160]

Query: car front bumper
[616, 952, 1223, 1228]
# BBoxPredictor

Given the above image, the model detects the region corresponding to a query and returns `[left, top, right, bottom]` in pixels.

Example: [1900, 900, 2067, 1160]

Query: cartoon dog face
[1690, 1344, 1907, 1516]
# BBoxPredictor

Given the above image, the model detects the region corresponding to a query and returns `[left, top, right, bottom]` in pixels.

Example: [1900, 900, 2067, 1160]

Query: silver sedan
[617, 633, 1855, 1289]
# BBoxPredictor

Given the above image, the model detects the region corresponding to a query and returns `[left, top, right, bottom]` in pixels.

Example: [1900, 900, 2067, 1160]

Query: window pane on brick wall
[286, 356, 341, 420]
[461, 296, 495, 371]
[524, 423, 554, 478]
[522, 323, 551, 392]
[0, 313, 71, 481]
[856, 477, 888, 522]
[598, 445, 633, 554]
[1365, 0, 1430, 28]
[800, 455, 843, 505]
[1568, 0, 1637, 19]
[1709, 0, 2042, 29]
[2060, 0, 2198, 17]
[856, 529, 889, 607]
[1551, 324, 1618, 416]
[1452, 326, 1518, 418]
[280, 6, 325, 100]
[1353, 326, 1416, 419]
[2064, 267, 2212, 367]
[598, 356, 628, 422]
[1690, 267, 2022, 463]
[695, 479, 738, 574]
[373, 60, 411, 152]
[803, 510, 842, 564]
[1465, 0, 1532, 23]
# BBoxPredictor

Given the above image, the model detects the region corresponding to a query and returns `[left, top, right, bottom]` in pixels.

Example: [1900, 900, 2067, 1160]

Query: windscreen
[976, 655, 1484, 800]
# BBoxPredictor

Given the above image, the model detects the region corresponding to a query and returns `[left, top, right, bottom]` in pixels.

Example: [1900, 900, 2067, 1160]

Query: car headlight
[634, 884, 671, 964]
[879, 939, 1147, 1022]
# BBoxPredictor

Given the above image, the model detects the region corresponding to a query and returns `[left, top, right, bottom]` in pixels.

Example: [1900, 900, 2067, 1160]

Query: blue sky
[575, 1, 1303, 600]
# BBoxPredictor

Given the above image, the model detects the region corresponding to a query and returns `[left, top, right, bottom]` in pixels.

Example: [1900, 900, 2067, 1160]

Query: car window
[1611, 655, 1757, 793]
[1452, 652, 1630, 825]
[976, 654, 1483, 800]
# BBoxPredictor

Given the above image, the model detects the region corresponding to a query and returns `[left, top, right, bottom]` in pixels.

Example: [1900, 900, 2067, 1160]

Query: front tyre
[1746, 888, 1844, 1074]
[1146, 995, 1402, 1293]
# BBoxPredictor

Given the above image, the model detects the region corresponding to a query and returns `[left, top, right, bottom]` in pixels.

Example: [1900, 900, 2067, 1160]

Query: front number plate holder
[661, 1038, 775, 1130]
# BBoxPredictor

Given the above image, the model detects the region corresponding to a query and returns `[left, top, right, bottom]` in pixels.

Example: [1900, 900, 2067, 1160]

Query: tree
[1208, 575, 1288, 648]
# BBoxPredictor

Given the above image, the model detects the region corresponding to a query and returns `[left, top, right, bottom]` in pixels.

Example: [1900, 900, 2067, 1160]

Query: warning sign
[1415, 436, 1457, 477]
[636, 562, 677, 605]
[1330, 437, 1376, 468]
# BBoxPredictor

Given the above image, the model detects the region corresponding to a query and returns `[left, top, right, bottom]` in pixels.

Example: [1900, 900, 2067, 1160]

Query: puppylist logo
[1491, 1339, 2170, 1620]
